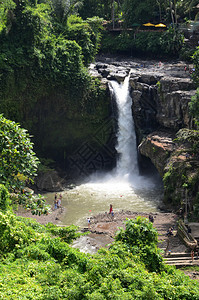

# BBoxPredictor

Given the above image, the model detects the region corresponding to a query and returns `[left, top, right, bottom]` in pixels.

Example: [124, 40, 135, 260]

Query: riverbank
[72, 210, 188, 255]
[16, 208, 184, 254]
[15, 206, 65, 225]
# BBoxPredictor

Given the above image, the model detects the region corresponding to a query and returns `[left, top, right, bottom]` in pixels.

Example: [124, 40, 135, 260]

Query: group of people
[54, 193, 62, 210]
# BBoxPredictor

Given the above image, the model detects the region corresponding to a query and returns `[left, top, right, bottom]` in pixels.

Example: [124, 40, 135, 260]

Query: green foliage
[45, 223, 82, 243]
[79, 0, 114, 20]
[163, 166, 176, 194]
[176, 128, 199, 155]
[179, 43, 195, 62]
[66, 15, 103, 66]
[115, 217, 163, 272]
[116, 217, 158, 247]
[0, 212, 199, 298]
[189, 88, 199, 128]
[159, 27, 184, 55]
[67, 16, 96, 66]
[0, 114, 39, 190]
[50, 0, 83, 26]
[17, 244, 52, 261]
[193, 193, 199, 220]
[16, 192, 50, 215]
[192, 46, 199, 86]
[101, 29, 184, 57]
[0, 184, 11, 211]
[163, 129, 199, 209]
[0, 0, 103, 138]
[0, 211, 37, 254]
[0, 114, 50, 215]
[122, 0, 158, 26]
[0, 0, 16, 33]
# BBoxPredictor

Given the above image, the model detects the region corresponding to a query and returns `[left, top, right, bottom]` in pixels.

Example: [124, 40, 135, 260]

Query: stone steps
[166, 261, 199, 267]
[163, 252, 199, 266]
[164, 252, 190, 258]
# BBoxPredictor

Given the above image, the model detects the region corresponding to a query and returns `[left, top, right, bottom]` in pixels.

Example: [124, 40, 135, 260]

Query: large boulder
[35, 170, 66, 192]
[138, 131, 175, 177]
[139, 129, 199, 210]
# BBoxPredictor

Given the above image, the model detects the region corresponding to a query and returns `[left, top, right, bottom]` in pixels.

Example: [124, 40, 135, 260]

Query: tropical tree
[115, 217, 163, 272]
[122, 0, 158, 26]
[176, 0, 199, 20]
[0, 114, 49, 214]
[189, 88, 199, 128]
[50, 0, 83, 26]
[0, 0, 16, 33]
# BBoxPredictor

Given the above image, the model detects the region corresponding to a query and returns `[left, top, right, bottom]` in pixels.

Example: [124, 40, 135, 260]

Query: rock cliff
[139, 129, 199, 212]
[92, 56, 198, 212]
[92, 57, 196, 139]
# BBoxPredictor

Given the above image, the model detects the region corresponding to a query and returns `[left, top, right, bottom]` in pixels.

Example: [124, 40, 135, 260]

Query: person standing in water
[87, 217, 91, 229]
[54, 193, 58, 210]
[57, 193, 62, 208]
[109, 204, 114, 218]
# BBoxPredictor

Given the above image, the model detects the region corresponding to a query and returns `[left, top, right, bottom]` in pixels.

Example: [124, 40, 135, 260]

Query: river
[46, 177, 163, 227]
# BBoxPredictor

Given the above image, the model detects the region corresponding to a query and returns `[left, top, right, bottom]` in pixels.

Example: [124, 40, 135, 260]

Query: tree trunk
[112, 0, 115, 29]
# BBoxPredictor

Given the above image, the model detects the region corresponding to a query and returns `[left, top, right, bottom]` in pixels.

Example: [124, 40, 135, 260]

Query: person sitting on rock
[166, 227, 174, 236]
[149, 214, 154, 223]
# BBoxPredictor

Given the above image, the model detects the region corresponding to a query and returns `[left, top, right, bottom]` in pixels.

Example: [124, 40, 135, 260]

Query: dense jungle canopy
[1, 0, 199, 132]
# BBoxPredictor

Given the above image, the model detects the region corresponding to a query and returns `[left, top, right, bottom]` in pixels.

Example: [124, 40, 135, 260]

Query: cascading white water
[110, 75, 139, 180]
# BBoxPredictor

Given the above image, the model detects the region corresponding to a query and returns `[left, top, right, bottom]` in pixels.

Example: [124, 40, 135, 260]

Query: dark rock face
[35, 170, 67, 192]
[29, 85, 117, 180]
[155, 77, 195, 130]
[92, 57, 196, 143]
[138, 131, 175, 177]
[139, 129, 199, 209]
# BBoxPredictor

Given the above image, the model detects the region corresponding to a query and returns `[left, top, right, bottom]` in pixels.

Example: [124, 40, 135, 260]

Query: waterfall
[88, 73, 161, 191]
[109, 75, 139, 182]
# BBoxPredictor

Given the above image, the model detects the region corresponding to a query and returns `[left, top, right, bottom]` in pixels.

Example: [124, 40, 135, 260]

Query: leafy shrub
[115, 217, 163, 272]
[0, 114, 39, 190]
[0, 184, 10, 211]
[0, 211, 37, 254]
[17, 244, 51, 261]
[101, 28, 184, 57]
[115, 217, 158, 247]
[0, 212, 199, 298]
[16, 215, 46, 233]
[45, 223, 82, 244]
[189, 88, 199, 128]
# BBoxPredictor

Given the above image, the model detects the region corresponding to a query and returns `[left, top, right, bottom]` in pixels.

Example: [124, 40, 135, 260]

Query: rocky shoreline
[15, 206, 65, 225]
[16, 207, 186, 255]
[73, 210, 187, 254]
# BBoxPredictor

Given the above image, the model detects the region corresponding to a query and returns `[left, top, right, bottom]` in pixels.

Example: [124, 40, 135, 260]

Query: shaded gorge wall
[27, 84, 117, 179]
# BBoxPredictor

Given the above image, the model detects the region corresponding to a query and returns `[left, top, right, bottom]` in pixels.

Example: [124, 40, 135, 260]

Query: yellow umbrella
[155, 23, 167, 27]
[143, 22, 155, 26]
